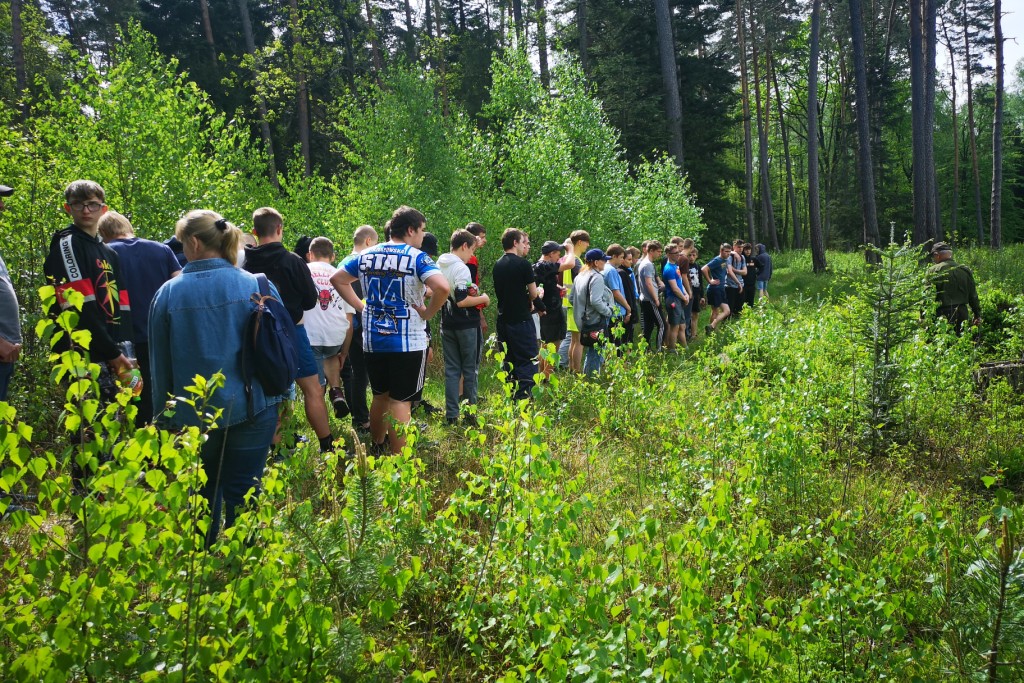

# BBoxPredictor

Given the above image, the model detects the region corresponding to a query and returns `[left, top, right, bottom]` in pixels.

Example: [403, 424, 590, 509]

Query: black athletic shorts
[539, 306, 567, 344]
[708, 286, 728, 308]
[366, 349, 429, 403]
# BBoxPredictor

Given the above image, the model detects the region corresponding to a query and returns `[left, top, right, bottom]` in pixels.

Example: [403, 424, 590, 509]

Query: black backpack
[242, 275, 298, 412]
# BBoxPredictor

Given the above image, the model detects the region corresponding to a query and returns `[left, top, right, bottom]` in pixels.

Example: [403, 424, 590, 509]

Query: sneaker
[418, 400, 440, 416]
[329, 387, 350, 419]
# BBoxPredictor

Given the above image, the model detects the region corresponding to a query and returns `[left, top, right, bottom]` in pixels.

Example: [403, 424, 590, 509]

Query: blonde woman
[149, 210, 285, 544]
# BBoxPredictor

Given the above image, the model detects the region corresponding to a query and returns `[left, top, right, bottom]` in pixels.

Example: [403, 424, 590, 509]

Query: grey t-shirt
[0, 253, 21, 344]
[637, 259, 657, 302]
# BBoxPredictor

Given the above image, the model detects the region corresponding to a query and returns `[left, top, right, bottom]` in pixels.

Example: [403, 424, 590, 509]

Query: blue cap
[584, 248, 608, 262]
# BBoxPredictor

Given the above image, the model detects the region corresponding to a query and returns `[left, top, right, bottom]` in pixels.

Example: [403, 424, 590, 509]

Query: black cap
[293, 235, 313, 259]
[541, 240, 565, 255]
[421, 231, 439, 257]
[0, 185, 13, 197]
[930, 241, 952, 255]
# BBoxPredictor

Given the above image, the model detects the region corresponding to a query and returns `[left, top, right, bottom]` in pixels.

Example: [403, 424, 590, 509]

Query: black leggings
[640, 300, 665, 351]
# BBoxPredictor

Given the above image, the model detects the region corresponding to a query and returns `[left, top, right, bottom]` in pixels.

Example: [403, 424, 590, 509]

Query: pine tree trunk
[924, 0, 940, 240]
[750, 9, 778, 251]
[363, 0, 384, 78]
[990, 0, 1003, 248]
[457, 0, 467, 31]
[808, 0, 827, 272]
[11, 0, 27, 121]
[964, 2, 985, 245]
[736, 0, 756, 244]
[942, 17, 959, 236]
[578, 0, 589, 76]
[290, 0, 312, 177]
[535, 0, 550, 89]
[910, 0, 928, 244]
[199, 0, 219, 70]
[404, 0, 417, 58]
[849, 0, 880, 251]
[433, 0, 450, 117]
[770, 50, 801, 249]
[512, 0, 525, 40]
[653, 0, 685, 170]
[237, 0, 280, 188]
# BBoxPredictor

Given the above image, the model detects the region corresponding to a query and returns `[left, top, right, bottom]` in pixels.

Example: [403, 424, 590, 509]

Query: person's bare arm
[330, 270, 364, 313]
[458, 293, 490, 308]
[414, 273, 450, 320]
[702, 264, 719, 286]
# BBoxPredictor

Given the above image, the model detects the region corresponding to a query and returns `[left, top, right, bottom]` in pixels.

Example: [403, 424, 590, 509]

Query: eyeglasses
[69, 201, 104, 212]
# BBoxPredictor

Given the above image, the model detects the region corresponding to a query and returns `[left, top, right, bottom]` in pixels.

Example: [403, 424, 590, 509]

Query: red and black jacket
[44, 224, 133, 362]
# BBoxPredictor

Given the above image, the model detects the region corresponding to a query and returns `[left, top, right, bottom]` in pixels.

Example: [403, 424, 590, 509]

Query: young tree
[770, 51, 800, 250]
[199, 0, 218, 70]
[941, 14, 960, 235]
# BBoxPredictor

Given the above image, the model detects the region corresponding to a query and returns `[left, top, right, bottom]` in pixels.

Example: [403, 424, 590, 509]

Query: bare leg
[370, 392, 391, 445]
[387, 399, 414, 453]
[323, 354, 341, 390]
[710, 304, 731, 330]
[569, 332, 582, 373]
[297, 374, 331, 439]
[665, 324, 678, 350]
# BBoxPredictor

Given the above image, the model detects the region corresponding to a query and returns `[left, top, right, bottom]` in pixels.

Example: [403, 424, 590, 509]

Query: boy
[99, 210, 181, 426]
[437, 229, 491, 423]
[702, 243, 739, 333]
[44, 180, 134, 398]
[244, 207, 335, 454]
[637, 240, 665, 352]
[533, 240, 570, 377]
[331, 206, 449, 454]
[602, 244, 631, 347]
[619, 247, 641, 347]
[305, 237, 354, 420]
[662, 244, 690, 351]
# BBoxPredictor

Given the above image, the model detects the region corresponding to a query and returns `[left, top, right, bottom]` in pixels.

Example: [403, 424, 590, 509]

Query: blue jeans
[442, 326, 482, 420]
[200, 406, 278, 545]
[0, 361, 13, 402]
[557, 330, 572, 368]
[496, 318, 537, 400]
[583, 344, 604, 375]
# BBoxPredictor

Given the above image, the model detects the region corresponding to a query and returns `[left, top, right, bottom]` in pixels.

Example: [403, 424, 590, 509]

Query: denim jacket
[149, 258, 284, 429]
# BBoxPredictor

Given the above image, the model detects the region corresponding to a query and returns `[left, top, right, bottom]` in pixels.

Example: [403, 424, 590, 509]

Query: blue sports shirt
[705, 256, 729, 290]
[340, 242, 441, 353]
[663, 261, 685, 302]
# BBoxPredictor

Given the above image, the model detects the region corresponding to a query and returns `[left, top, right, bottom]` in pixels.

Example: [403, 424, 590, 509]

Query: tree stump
[973, 361, 1024, 393]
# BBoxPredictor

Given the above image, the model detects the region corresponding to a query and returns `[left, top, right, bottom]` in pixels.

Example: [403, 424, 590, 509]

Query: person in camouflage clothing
[928, 242, 981, 336]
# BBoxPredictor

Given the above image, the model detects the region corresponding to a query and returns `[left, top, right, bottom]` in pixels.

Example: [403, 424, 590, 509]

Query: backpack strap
[242, 274, 272, 419]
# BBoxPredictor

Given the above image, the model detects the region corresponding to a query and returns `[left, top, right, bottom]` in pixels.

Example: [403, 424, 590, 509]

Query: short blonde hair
[175, 210, 241, 265]
[97, 210, 134, 240]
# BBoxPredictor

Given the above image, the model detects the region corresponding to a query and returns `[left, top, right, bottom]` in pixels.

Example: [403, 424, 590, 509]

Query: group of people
[0, 178, 985, 544]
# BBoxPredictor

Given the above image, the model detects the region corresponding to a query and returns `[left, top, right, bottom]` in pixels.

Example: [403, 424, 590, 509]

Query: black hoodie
[242, 242, 318, 325]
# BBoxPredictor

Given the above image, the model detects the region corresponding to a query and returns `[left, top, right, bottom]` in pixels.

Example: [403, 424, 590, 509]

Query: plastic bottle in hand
[117, 341, 144, 399]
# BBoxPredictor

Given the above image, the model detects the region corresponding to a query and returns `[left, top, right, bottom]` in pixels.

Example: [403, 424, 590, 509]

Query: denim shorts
[311, 344, 343, 385]
[756, 281, 768, 291]
[294, 325, 319, 379]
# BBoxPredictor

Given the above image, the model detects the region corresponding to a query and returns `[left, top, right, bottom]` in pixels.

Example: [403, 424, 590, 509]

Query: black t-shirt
[618, 265, 638, 315]
[493, 253, 536, 324]
[533, 259, 562, 313]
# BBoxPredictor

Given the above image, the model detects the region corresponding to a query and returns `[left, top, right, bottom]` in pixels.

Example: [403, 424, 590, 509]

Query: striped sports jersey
[341, 242, 441, 352]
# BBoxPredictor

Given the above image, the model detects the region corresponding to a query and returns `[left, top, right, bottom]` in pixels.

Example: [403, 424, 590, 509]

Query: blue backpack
[243, 275, 298, 412]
